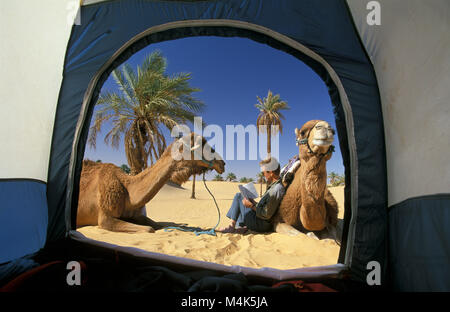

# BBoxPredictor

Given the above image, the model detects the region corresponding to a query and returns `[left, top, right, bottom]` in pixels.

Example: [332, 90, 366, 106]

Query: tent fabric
[347, 0, 450, 291]
[0, 255, 40, 288]
[0, 0, 72, 182]
[347, 0, 450, 206]
[46, 0, 387, 284]
[0, 258, 325, 292]
[0, 0, 70, 265]
[0, 180, 48, 264]
[389, 194, 450, 291]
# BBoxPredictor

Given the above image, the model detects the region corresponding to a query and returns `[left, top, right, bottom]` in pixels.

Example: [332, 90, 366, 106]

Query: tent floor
[1, 238, 381, 292]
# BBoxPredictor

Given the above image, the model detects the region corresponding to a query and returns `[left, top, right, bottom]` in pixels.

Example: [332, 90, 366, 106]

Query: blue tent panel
[389, 194, 450, 291]
[0, 180, 48, 264]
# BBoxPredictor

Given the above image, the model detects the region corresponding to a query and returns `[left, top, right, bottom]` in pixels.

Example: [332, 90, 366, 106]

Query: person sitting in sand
[217, 157, 285, 234]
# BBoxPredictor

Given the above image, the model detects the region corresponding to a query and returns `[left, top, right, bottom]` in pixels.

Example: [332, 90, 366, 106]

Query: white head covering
[260, 157, 280, 172]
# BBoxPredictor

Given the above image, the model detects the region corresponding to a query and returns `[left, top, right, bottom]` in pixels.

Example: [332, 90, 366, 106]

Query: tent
[1, 0, 449, 291]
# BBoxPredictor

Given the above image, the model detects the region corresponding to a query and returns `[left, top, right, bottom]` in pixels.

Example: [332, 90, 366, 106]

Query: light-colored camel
[273, 120, 339, 239]
[76, 133, 225, 233]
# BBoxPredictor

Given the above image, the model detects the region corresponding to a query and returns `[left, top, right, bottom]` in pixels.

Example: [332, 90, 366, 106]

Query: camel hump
[82, 159, 98, 167]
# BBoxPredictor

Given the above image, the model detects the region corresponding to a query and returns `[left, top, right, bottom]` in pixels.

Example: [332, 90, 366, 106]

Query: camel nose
[214, 160, 225, 174]
[317, 126, 334, 140]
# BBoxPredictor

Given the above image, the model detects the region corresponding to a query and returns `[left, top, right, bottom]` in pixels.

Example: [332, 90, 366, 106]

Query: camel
[273, 120, 339, 240]
[76, 133, 225, 233]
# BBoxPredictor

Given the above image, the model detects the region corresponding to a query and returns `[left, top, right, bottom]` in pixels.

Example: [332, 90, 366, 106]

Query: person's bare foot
[217, 225, 247, 234]
[217, 225, 236, 233]
[234, 226, 248, 234]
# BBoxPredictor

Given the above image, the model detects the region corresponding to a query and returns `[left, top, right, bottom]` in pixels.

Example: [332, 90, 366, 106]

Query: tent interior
[1, 0, 449, 292]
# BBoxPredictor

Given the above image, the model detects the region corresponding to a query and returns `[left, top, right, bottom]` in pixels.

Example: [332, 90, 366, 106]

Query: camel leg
[125, 215, 162, 230]
[120, 207, 162, 230]
[333, 219, 344, 245]
[274, 222, 303, 236]
[308, 221, 342, 245]
[324, 189, 339, 227]
[98, 212, 155, 233]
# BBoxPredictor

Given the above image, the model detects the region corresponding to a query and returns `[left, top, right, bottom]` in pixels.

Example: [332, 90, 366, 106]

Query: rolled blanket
[280, 155, 300, 187]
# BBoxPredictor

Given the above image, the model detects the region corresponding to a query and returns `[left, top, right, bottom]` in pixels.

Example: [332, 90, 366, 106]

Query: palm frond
[88, 110, 116, 149]
[140, 50, 167, 76]
[92, 50, 204, 173]
[111, 68, 135, 104]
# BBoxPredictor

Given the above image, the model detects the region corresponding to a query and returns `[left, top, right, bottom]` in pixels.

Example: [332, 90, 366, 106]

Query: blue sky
[84, 36, 344, 180]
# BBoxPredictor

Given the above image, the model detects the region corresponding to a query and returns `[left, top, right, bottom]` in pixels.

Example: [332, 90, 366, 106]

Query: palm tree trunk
[266, 130, 271, 193]
[191, 174, 196, 199]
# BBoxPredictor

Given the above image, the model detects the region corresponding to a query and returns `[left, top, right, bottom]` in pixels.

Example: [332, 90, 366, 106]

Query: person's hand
[242, 198, 256, 210]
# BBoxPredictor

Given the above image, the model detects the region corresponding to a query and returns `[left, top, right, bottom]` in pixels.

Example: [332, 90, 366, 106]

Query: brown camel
[76, 133, 225, 233]
[273, 120, 339, 239]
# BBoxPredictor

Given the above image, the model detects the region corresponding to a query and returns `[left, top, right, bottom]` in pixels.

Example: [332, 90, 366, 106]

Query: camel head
[295, 120, 335, 157]
[169, 133, 225, 184]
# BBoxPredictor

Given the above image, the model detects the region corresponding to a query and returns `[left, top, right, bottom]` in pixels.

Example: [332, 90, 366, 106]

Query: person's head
[259, 157, 280, 183]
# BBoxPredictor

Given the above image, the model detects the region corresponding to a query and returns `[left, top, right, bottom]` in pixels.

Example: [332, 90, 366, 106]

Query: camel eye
[316, 125, 323, 130]
[300, 131, 306, 137]
[329, 128, 335, 135]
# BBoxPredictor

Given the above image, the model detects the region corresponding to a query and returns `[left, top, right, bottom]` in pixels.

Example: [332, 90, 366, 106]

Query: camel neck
[301, 154, 327, 173]
[300, 156, 328, 193]
[297, 155, 328, 229]
[127, 156, 176, 208]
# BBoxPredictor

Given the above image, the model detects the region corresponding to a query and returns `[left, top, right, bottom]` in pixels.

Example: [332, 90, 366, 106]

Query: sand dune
[78, 181, 344, 270]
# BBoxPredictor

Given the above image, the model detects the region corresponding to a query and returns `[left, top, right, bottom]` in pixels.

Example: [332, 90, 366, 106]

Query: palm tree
[255, 90, 289, 156]
[226, 172, 237, 182]
[328, 171, 338, 186]
[88, 50, 204, 175]
[191, 174, 196, 199]
[328, 172, 345, 186]
[213, 174, 224, 181]
[336, 174, 345, 186]
[256, 172, 266, 196]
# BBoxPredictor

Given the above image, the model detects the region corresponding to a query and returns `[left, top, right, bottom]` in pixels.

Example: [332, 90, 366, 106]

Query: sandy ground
[78, 181, 344, 270]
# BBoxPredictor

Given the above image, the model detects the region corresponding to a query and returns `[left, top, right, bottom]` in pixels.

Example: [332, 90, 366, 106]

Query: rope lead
[164, 172, 221, 236]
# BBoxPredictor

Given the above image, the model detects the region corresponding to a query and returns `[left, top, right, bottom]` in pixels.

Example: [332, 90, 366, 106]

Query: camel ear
[191, 135, 202, 151]
[295, 128, 300, 137]
[213, 151, 223, 161]
[178, 136, 191, 149]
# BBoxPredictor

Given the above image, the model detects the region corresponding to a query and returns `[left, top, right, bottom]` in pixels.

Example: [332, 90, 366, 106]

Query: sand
[78, 181, 344, 270]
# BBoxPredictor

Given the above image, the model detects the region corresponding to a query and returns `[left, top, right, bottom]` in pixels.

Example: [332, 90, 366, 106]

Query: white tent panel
[347, 0, 450, 206]
[82, 0, 105, 5]
[0, 0, 74, 181]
